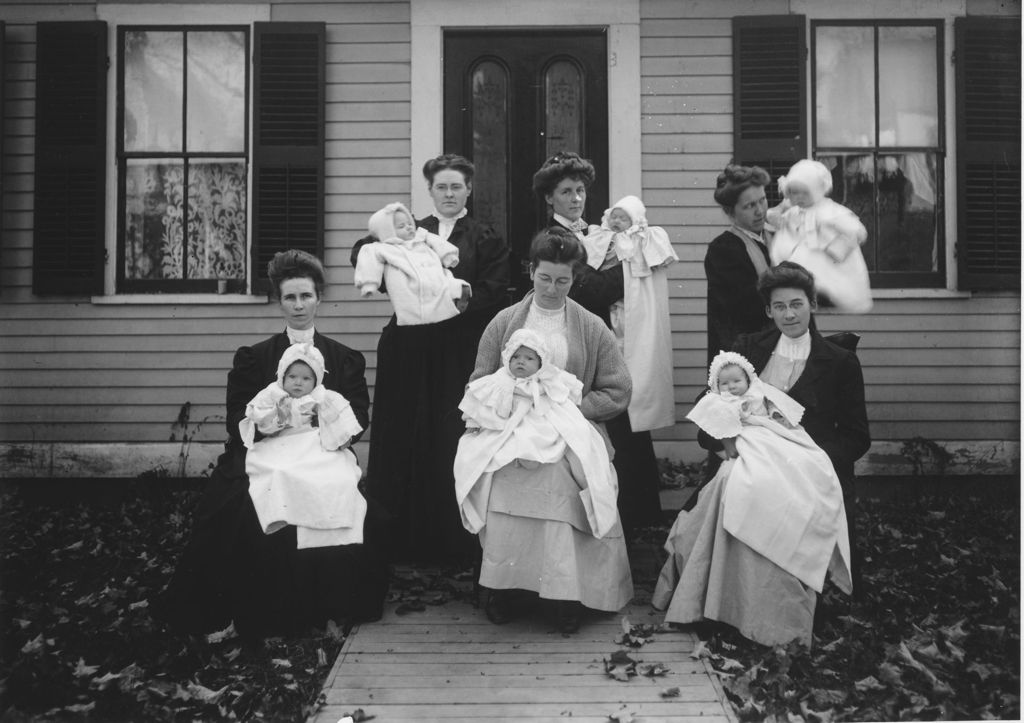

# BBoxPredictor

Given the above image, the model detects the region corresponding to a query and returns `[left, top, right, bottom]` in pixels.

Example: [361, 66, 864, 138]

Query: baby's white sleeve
[685, 393, 743, 439]
[240, 382, 290, 448]
[425, 232, 460, 268]
[315, 388, 363, 451]
[353, 243, 385, 296]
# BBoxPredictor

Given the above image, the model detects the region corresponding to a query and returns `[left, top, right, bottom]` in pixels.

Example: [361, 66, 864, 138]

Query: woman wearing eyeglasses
[530, 152, 664, 535]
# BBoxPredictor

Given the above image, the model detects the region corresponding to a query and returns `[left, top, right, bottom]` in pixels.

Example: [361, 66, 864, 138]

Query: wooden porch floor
[309, 598, 734, 723]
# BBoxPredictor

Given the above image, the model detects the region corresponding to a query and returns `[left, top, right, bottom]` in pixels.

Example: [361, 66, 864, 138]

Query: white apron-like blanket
[722, 418, 851, 593]
[246, 428, 366, 549]
[454, 369, 619, 539]
[689, 388, 852, 593]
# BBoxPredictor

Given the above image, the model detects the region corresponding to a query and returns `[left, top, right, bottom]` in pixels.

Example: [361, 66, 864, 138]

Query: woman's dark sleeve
[224, 345, 263, 444]
[568, 264, 624, 317]
[466, 224, 510, 312]
[336, 349, 371, 444]
[818, 351, 871, 474]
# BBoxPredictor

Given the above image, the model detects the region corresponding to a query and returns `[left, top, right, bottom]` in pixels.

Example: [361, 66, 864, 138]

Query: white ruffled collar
[286, 326, 315, 344]
[432, 207, 467, 223]
[774, 331, 811, 360]
[553, 213, 586, 232]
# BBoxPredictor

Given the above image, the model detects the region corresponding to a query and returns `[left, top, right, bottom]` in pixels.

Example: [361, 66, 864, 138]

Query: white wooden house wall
[0, 0, 1018, 478]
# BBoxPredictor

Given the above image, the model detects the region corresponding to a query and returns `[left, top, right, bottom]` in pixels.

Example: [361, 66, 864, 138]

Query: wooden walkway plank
[310, 599, 735, 723]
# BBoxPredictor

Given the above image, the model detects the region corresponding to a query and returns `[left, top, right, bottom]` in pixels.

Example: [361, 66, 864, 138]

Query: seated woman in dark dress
[156, 250, 388, 637]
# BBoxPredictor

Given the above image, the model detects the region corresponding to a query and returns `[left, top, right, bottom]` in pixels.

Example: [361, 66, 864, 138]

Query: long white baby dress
[583, 195, 678, 431]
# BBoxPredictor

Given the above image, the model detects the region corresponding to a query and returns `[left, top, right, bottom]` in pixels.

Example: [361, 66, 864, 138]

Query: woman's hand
[722, 437, 740, 459]
[455, 284, 472, 312]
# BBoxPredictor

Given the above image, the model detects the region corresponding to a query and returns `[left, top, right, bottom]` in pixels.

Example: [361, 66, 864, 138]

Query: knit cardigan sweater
[469, 292, 631, 422]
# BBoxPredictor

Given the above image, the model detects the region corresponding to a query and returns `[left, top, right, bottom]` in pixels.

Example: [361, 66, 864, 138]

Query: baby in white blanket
[239, 343, 367, 549]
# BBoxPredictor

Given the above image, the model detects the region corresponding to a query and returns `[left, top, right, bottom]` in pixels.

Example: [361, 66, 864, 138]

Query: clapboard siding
[636, 0, 1020, 458]
[0, 0, 1019, 466]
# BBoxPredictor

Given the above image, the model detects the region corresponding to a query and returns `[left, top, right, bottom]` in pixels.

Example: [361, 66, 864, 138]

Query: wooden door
[444, 29, 608, 292]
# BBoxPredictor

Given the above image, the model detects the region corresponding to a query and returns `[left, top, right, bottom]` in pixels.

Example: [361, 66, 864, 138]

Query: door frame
[410, 0, 640, 217]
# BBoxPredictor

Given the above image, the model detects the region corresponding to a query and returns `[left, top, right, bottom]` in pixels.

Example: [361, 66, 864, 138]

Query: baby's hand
[275, 396, 291, 425]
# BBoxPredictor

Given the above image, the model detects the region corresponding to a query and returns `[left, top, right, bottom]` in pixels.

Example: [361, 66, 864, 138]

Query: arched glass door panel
[543, 59, 583, 158]
[470, 60, 509, 235]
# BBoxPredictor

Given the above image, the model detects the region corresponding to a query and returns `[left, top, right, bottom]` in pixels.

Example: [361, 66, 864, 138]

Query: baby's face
[508, 345, 541, 378]
[393, 210, 417, 240]
[717, 365, 750, 396]
[608, 208, 632, 232]
[283, 361, 316, 398]
[786, 182, 814, 208]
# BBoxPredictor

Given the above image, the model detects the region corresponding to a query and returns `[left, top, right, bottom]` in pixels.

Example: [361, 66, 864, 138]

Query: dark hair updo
[713, 164, 771, 211]
[528, 226, 586, 272]
[267, 249, 327, 299]
[757, 261, 817, 306]
[531, 151, 597, 198]
[422, 153, 475, 186]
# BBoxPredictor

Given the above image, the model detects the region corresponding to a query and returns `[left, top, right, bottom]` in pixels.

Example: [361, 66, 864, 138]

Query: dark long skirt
[364, 312, 491, 565]
[606, 412, 664, 532]
[155, 448, 389, 637]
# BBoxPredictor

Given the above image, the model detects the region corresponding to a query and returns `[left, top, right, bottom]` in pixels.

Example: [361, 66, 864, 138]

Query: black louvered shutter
[33, 22, 107, 295]
[732, 15, 806, 204]
[252, 22, 325, 294]
[955, 17, 1021, 290]
[1, 22, 5, 254]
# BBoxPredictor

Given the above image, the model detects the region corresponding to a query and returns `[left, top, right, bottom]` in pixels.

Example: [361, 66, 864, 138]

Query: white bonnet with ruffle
[367, 201, 414, 242]
[602, 195, 647, 229]
[779, 159, 832, 202]
[707, 350, 757, 391]
[276, 343, 326, 388]
[501, 328, 549, 371]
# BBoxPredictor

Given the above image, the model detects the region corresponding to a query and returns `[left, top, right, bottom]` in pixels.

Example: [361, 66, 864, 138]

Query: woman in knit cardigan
[464, 226, 633, 634]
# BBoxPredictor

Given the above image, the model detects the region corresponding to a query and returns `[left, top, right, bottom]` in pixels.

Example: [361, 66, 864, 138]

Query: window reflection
[470, 61, 508, 235]
[879, 27, 938, 146]
[819, 152, 938, 273]
[124, 31, 183, 152]
[815, 26, 874, 147]
[544, 60, 582, 157]
[187, 31, 246, 153]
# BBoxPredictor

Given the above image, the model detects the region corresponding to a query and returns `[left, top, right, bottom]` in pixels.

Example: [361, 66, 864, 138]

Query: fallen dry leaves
[0, 480, 344, 720]
[696, 493, 1020, 721]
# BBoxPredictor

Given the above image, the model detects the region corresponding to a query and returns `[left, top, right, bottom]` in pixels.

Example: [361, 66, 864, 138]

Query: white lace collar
[286, 326, 315, 344]
[774, 330, 811, 360]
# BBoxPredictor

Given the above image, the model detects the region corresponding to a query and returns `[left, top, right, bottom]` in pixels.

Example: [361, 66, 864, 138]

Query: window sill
[91, 294, 269, 305]
[870, 289, 971, 300]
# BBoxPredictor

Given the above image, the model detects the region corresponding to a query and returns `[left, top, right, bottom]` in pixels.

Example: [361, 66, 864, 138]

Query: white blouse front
[523, 301, 569, 369]
[761, 331, 810, 393]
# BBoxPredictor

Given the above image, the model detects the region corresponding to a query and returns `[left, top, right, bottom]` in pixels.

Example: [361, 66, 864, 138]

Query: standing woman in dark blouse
[351, 154, 510, 565]
[531, 152, 663, 533]
[704, 164, 774, 367]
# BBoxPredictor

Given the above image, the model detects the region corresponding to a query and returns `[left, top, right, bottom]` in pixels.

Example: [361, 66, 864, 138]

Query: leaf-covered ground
[691, 493, 1021, 722]
[0, 480, 346, 721]
[0, 476, 1019, 722]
